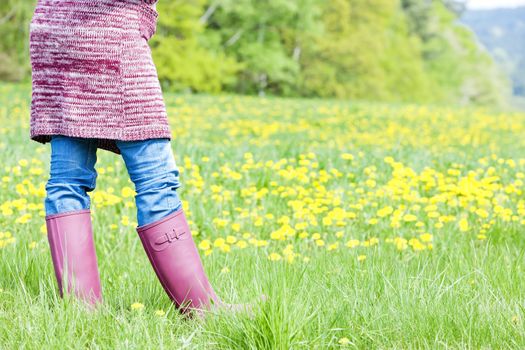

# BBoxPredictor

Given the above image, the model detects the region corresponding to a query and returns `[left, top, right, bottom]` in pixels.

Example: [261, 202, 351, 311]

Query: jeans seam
[87, 140, 97, 190]
[162, 143, 174, 210]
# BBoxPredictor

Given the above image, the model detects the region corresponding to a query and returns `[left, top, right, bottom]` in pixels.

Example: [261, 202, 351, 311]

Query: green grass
[0, 83, 524, 348]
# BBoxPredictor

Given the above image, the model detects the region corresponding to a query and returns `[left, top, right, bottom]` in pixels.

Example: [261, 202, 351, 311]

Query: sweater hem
[30, 125, 172, 155]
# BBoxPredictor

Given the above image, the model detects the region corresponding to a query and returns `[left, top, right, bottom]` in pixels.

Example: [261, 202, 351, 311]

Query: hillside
[461, 7, 525, 96]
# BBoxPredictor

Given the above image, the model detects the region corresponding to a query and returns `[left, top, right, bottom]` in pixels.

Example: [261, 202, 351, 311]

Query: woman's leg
[44, 135, 102, 305]
[115, 138, 182, 227]
[45, 135, 98, 215]
[116, 138, 220, 314]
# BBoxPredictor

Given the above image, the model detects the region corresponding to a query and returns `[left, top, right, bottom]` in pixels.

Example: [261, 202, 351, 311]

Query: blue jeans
[44, 135, 183, 227]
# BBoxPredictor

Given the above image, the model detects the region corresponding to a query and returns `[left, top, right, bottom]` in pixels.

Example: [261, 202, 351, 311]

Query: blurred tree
[204, 0, 323, 96]
[152, 0, 241, 93]
[299, 0, 432, 102]
[0, 0, 509, 106]
[0, 0, 36, 81]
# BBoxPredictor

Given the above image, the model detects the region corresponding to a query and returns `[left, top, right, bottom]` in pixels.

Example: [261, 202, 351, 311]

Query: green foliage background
[0, 0, 510, 106]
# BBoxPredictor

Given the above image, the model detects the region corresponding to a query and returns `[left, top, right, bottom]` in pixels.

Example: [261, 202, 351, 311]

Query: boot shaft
[46, 209, 103, 305]
[137, 208, 219, 314]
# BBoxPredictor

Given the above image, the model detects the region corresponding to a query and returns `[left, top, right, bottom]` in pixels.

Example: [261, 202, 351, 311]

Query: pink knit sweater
[29, 0, 170, 154]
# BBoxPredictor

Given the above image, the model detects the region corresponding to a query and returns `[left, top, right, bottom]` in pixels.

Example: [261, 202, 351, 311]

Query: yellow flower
[198, 239, 211, 250]
[295, 222, 308, 230]
[409, 238, 426, 251]
[419, 233, 433, 242]
[121, 216, 132, 226]
[357, 255, 366, 262]
[214, 238, 226, 247]
[459, 218, 469, 232]
[384, 156, 394, 164]
[338, 337, 351, 345]
[236, 240, 248, 249]
[403, 214, 417, 222]
[327, 243, 338, 251]
[377, 206, 393, 217]
[268, 253, 281, 261]
[475, 208, 489, 218]
[155, 309, 165, 316]
[131, 302, 144, 310]
[394, 237, 408, 251]
[368, 218, 378, 225]
[345, 239, 360, 248]
[270, 230, 285, 241]
[15, 213, 32, 224]
[213, 218, 228, 228]
[369, 237, 379, 246]
[121, 186, 135, 198]
[427, 211, 440, 218]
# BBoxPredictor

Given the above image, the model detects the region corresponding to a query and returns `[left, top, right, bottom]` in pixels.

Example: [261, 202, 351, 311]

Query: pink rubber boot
[136, 208, 220, 315]
[46, 209, 103, 305]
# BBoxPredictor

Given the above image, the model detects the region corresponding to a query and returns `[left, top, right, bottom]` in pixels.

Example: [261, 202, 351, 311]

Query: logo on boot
[152, 228, 187, 251]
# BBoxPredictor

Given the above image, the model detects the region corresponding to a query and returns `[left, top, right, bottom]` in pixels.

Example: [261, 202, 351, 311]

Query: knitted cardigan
[29, 0, 169, 155]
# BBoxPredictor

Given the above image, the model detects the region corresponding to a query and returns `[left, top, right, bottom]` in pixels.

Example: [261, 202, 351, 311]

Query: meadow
[1, 82, 525, 348]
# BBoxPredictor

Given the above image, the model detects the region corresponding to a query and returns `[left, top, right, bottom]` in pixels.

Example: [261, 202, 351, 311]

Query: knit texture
[29, 0, 170, 155]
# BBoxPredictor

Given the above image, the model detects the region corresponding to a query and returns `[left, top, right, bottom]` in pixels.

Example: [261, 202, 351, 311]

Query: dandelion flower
[198, 240, 211, 250]
[459, 218, 469, 232]
[121, 186, 135, 198]
[345, 239, 360, 248]
[419, 233, 433, 242]
[268, 253, 281, 261]
[155, 309, 165, 316]
[236, 240, 248, 249]
[338, 337, 350, 345]
[131, 302, 144, 311]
